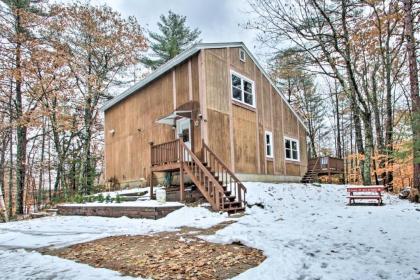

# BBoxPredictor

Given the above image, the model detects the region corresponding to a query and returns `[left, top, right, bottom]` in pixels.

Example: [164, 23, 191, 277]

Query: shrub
[105, 194, 113, 203]
[96, 193, 105, 203]
[115, 194, 122, 203]
[74, 194, 84, 204]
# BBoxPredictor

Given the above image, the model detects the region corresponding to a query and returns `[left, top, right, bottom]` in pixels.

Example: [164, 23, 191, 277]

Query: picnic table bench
[346, 186, 385, 206]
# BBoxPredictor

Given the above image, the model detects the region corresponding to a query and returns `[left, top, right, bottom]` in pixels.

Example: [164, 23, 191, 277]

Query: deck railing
[308, 156, 344, 173]
[151, 139, 180, 166]
[150, 139, 247, 211]
[202, 141, 247, 208]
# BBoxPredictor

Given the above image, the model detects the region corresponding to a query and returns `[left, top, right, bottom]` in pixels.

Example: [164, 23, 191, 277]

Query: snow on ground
[0, 183, 419, 280]
[0, 206, 227, 250]
[96, 186, 152, 198]
[0, 206, 228, 280]
[0, 250, 139, 280]
[204, 183, 420, 280]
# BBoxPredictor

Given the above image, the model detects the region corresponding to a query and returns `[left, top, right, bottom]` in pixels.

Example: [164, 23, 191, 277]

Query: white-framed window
[230, 70, 255, 107]
[239, 49, 246, 62]
[284, 137, 299, 161]
[265, 131, 273, 158]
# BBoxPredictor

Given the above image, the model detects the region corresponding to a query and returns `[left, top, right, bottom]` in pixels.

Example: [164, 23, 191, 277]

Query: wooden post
[149, 141, 154, 200]
[180, 163, 185, 202]
[179, 140, 185, 202]
[149, 172, 154, 200]
[328, 157, 332, 183]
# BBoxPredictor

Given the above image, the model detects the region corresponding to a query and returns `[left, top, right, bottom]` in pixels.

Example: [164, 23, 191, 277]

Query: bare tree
[402, 0, 420, 192]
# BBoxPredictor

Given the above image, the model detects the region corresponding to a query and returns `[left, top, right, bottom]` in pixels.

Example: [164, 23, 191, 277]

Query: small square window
[239, 49, 246, 62]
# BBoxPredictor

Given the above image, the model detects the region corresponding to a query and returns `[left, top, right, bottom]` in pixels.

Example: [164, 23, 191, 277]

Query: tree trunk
[0, 133, 6, 203]
[362, 112, 374, 186]
[79, 95, 94, 195]
[8, 85, 13, 217]
[14, 10, 27, 215]
[334, 82, 342, 158]
[37, 120, 46, 209]
[403, 0, 420, 190]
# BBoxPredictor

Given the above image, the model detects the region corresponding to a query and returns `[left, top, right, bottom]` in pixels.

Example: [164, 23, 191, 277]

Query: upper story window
[284, 137, 299, 161]
[239, 49, 246, 62]
[231, 71, 255, 107]
[265, 131, 273, 158]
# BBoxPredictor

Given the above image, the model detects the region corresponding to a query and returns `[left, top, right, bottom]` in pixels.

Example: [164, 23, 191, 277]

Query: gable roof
[101, 42, 308, 131]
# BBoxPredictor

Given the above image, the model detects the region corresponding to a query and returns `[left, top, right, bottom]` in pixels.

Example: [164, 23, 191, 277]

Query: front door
[176, 118, 191, 150]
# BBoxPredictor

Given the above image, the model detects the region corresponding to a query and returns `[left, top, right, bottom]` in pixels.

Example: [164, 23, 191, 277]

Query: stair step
[223, 201, 241, 208]
[224, 195, 236, 202]
[226, 207, 245, 214]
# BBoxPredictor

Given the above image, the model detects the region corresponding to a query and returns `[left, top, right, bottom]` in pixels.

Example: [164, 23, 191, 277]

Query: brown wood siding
[205, 50, 230, 113]
[204, 47, 307, 177]
[175, 61, 190, 107]
[191, 55, 200, 102]
[286, 162, 301, 176]
[105, 46, 308, 183]
[207, 109, 231, 166]
[104, 55, 199, 183]
[232, 105, 258, 173]
[299, 123, 308, 176]
[229, 48, 254, 77]
[273, 87, 285, 175]
[266, 160, 274, 175]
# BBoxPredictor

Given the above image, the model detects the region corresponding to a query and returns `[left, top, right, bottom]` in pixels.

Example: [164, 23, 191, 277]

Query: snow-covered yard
[0, 183, 419, 280]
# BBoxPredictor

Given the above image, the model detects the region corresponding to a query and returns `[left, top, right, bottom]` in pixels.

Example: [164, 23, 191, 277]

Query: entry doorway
[176, 118, 192, 150]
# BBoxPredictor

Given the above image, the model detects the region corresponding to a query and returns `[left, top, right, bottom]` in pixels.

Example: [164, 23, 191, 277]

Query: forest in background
[0, 0, 419, 218]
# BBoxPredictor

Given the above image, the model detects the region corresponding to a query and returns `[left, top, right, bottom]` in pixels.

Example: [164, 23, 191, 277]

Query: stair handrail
[310, 157, 320, 173]
[179, 140, 226, 211]
[201, 140, 247, 207]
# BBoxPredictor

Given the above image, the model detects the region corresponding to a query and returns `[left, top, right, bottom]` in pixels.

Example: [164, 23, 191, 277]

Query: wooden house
[101, 42, 308, 212]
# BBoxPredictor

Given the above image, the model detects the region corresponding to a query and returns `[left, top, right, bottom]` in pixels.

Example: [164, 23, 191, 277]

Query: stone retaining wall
[57, 204, 183, 220]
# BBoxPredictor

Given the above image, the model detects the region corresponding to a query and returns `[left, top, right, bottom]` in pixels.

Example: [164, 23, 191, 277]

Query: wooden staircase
[301, 157, 320, 184]
[151, 139, 246, 213]
[301, 170, 318, 183]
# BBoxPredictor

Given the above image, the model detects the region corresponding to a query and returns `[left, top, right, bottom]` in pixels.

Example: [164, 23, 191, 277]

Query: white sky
[86, 0, 264, 56]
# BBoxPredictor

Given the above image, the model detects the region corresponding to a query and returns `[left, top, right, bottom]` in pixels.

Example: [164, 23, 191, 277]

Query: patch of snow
[95, 186, 153, 198]
[1, 183, 419, 280]
[202, 183, 420, 280]
[0, 249, 140, 280]
[0, 206, 227, 250]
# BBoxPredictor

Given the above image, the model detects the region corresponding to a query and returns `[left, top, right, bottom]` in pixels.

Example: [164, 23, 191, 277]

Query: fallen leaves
[46, 225, 265, 280]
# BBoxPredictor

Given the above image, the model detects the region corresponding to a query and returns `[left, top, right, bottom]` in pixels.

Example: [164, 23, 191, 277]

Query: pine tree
[143, 10, 201, 69]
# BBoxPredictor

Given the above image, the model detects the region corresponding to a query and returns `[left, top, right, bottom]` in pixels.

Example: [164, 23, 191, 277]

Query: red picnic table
[346, 186, 385, 206]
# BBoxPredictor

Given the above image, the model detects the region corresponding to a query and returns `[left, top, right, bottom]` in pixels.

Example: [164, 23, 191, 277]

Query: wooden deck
[302, 156, 345, 183]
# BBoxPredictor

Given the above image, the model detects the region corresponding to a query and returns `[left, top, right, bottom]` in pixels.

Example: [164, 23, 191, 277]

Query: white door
[176, 118, 191, 150]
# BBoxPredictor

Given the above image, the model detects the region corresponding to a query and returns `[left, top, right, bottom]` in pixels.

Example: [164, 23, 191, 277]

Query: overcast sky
[83, 0, 266, 59]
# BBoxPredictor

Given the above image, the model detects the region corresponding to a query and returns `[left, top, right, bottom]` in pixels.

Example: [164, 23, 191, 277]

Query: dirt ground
[44, 221, 266, 280]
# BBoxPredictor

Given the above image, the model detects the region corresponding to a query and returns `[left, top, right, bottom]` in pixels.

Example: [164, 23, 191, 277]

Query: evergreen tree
[143, 10, 201, 69]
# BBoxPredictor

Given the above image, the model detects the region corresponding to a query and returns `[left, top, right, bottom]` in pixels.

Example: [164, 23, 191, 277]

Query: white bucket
[156, 189, 166, 203]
